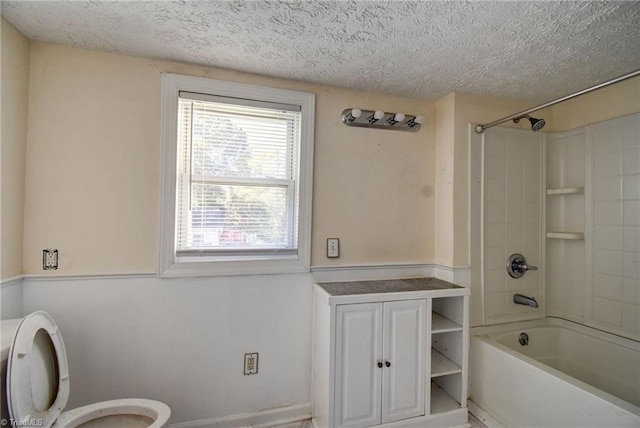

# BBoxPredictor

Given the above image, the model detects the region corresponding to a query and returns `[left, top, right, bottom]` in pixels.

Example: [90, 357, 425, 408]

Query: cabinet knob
[385, 361, 391, 367]
[377, 362, 383, 368]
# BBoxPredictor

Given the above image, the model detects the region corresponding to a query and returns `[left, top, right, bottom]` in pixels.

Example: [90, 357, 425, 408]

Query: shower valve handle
[507, 253, 537, 278]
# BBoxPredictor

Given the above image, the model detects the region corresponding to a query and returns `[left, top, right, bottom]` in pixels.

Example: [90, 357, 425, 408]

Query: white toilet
[1, 311, 171, 428]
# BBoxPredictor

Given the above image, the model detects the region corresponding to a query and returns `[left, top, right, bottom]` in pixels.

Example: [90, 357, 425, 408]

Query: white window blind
[176, 91, 302, 258]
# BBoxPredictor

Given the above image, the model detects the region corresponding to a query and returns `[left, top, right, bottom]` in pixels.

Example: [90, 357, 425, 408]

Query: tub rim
[472, 316, 640, 352]
[471, 316, 640, 417]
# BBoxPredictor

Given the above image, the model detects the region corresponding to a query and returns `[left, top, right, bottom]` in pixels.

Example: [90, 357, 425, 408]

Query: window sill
[158, 256, 310, 278]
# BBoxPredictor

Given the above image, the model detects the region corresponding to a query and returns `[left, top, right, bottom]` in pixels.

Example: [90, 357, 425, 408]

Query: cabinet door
[335, 303, 383, 428]
[381, 300, 426, 424]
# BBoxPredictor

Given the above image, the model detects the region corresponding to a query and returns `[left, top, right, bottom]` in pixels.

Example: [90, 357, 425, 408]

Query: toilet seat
[7, 311, 70, 428]
[5, 311, 170, 428]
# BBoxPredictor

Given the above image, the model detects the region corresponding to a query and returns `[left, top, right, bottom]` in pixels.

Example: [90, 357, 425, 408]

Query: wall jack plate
[43, 249, 59, 270]
[244, 353, 258, 375]
[327, 238, 339, 258]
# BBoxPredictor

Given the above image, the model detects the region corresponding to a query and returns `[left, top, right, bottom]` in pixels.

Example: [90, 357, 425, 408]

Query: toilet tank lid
[1, 319, 22, 362]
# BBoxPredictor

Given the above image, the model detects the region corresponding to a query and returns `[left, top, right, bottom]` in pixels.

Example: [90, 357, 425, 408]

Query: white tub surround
[470, 317, 640, 427]
[545, 113, 640, 341]
[469, 126, 545, 328]
[312, 278, 470, 428]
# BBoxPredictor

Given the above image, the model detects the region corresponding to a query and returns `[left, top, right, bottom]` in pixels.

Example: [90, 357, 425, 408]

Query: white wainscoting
[1, 275, 24, 319]
[19, 264, 468, 426]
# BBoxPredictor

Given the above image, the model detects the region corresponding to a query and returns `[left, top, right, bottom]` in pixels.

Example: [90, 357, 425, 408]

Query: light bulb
[368, 110, 385, 124]
[414, 115, 425, 124]
[344, 107, 362, 124]
[394, 112, 405, 122]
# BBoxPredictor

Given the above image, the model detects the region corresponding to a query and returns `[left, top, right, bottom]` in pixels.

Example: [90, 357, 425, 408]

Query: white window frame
[159, 73, 315, 277]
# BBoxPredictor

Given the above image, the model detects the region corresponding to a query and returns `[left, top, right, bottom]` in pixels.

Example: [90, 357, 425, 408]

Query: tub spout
[514, 293, 539, 308]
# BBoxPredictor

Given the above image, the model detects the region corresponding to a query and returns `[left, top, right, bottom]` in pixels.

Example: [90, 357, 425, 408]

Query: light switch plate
[327, 238, 339, 258]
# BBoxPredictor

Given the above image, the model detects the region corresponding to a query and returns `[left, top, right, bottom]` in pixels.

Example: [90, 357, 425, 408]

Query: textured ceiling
[2, 1, 640, 101]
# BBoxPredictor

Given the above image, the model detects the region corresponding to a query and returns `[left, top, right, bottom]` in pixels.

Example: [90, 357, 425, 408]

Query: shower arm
[475, 68, 640, 134]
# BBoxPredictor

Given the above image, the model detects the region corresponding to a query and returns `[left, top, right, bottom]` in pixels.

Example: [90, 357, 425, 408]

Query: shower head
[513, 115, 546, 132]
[528, 116, 546, 132]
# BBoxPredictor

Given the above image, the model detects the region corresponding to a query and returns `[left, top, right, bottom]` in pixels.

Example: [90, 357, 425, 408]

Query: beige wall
[28, 40, 635, 277]
[434, 94, 455, 266]
[545, 75, 640, 131]
[1, 18, 30, 280]
[23, 43, 435, 275]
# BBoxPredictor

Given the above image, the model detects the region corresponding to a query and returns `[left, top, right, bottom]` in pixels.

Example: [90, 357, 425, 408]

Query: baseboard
[169, 403, 311, 428]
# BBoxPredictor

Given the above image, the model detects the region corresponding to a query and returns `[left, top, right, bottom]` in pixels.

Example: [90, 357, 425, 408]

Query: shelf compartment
[546, 187, 584, 195]
[430, 381, 461, 414]
[546, 232, 585, 240]
[432, 312, 462, 333]
[431, 349, 461, 377]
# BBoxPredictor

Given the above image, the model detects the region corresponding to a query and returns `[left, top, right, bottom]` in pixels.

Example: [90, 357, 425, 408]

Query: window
[160, 74, 315, 277]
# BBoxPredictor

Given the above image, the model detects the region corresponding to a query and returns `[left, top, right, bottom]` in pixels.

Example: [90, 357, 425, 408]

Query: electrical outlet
[327, 238, 339, 258]
[43, 249, 59, 270]
[244, 353, 258, 375]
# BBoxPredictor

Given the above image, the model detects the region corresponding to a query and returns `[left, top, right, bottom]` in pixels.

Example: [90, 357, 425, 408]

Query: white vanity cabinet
[335, 300, 426, 427]
[312, 278, 470, 428]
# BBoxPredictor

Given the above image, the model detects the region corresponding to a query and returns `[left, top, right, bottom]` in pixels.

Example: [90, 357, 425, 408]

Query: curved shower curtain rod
[475, 68, 640, 134]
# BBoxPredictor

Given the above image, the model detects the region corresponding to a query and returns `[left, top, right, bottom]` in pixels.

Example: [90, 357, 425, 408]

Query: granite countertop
[317, 277, 462, 296]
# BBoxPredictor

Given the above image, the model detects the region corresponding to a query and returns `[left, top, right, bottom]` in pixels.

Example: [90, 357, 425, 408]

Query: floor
[277, 413, 488, 428]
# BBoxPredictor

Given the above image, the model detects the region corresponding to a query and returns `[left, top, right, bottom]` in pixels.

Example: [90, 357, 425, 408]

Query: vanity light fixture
[340, 108, 424, 132]
[344, 107, 362, 123]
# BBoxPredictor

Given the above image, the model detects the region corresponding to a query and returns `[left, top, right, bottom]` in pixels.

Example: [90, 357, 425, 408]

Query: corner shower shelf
[546, 232, 585, 240]
[546, 187, 584, 195]
[431, 349, 462, 377]
[432, 313, 462, 333]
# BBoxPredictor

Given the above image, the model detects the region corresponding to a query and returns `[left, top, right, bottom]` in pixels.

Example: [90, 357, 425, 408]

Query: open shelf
[546, 232, 585, 240]
[430, 381, 460, 414]
[546, 187, 584, 195]
[432, 313, 462, 333]
[431, 349, 461, 377]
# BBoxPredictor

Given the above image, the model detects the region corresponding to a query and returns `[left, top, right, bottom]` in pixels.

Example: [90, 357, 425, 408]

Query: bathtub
[470, 317, 640, 427]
